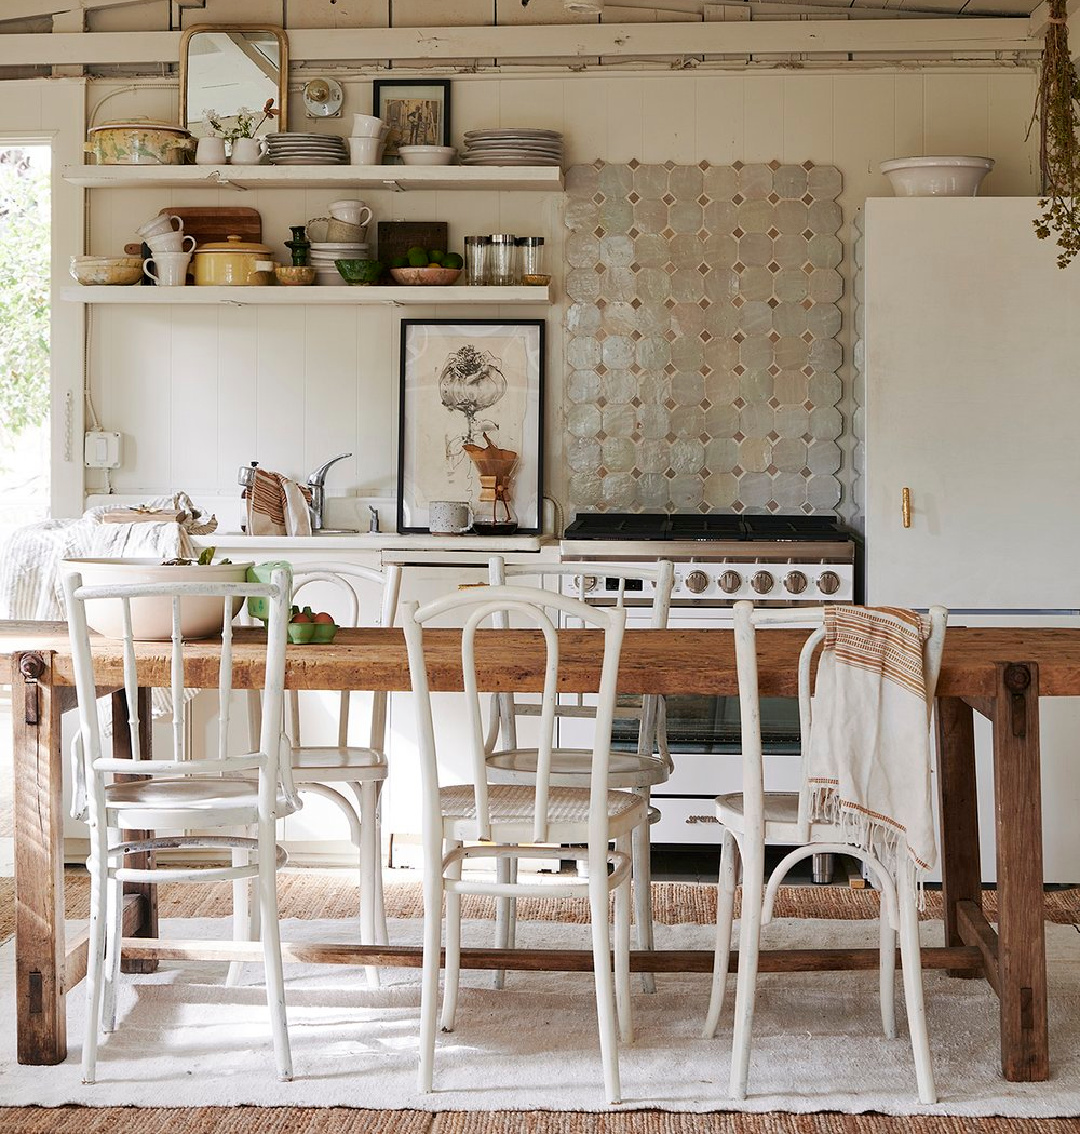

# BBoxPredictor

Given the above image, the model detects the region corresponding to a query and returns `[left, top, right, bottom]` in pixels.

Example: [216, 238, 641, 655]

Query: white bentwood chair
[485, 556, 674, 992]
[702, 601, 947, 1104]
[62, 568, 298, 1084]
[284, 563, 402, 976]
[401, 584, 649, 1104]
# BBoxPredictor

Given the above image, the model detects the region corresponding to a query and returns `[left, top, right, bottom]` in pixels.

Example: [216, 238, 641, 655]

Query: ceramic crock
[85, 121, 194, 166]
[192, 235, 275, 286]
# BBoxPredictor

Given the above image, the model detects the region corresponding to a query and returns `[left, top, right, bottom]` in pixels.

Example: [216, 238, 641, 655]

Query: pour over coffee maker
[462, 432, 518, 535]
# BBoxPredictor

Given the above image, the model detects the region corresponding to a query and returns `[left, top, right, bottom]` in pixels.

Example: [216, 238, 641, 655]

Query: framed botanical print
[397, 319, 545, 535]
[373, 79, 451, 161]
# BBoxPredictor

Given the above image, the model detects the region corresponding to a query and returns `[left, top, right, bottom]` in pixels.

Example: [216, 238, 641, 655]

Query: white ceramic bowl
[398, 145, 455, 167]
[879, 156, 995, 197]
[61, 558, 254, 640]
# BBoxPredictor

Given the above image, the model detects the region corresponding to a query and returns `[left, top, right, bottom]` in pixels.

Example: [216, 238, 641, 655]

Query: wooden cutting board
[123, 206, 262, 254]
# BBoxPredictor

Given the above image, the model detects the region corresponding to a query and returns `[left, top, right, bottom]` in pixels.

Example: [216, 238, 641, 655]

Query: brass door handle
[902, 487, 911, 528]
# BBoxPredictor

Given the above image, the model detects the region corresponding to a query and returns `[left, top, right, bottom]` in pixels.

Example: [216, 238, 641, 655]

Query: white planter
[879, 156, 995, 197]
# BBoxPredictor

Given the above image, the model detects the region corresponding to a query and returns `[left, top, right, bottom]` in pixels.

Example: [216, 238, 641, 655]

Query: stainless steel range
[558, 512, 858, 855]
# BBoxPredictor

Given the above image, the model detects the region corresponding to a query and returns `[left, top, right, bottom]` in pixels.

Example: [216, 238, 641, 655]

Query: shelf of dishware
[61, 164, 564, 193]
[60, 284, 552, 306]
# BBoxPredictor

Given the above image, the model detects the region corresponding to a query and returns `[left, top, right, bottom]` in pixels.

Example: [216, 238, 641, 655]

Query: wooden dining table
[4, 618, 1078, 1084]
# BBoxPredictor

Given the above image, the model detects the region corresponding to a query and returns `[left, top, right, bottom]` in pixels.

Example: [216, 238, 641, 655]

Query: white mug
[330, 199, 374, 228]
[143, 250, 191, 287]
[428, 500, 473, 535]
[135, 212, 184, 240]
[146, 231, 196, 254]
[195, 136, 227, 165]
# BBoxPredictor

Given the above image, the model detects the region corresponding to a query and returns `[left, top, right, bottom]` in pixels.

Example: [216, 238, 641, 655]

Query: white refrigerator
[861, 197, 1080, 882]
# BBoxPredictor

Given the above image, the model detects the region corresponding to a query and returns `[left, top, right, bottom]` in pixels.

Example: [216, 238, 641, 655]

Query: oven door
[559, 603, 806, 845]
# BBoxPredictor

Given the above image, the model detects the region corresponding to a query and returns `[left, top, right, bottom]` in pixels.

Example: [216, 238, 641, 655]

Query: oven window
[612, 694, 802, 754]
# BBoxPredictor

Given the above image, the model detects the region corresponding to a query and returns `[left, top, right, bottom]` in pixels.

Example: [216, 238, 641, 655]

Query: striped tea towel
[244, 468, 313, 537]
[806, 606, 936, 879]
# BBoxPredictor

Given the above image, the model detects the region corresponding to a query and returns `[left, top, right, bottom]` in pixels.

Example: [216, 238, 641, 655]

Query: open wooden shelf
[60, 284, 552, 306]
[62, 164, 564, 193]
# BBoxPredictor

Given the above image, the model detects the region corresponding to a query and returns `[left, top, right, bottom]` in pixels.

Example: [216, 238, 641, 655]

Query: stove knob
[784, 570, 808, 595]
[684, 569, 709, 595]
[719, 569, 742, 594]
[817, 570, 841, 596]
[579, 575, 598, 593]
[751, 570, 775, 595]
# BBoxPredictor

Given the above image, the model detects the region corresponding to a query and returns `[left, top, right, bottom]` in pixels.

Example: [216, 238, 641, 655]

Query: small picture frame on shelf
[397, 319, 545, 535]
[373, 79, 451, 161]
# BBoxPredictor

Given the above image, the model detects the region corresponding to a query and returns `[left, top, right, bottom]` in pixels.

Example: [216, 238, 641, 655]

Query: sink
[316, 528, 362, 535]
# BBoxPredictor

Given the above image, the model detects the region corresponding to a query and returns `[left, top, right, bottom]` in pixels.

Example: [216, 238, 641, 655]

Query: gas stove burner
[563, 511, 850, 543]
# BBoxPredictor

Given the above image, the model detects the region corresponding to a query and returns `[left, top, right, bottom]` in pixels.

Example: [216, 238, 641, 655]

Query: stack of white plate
[266, 133, 349, 166]
[460, 129, 563, 167]
[308, 241, 371, 285]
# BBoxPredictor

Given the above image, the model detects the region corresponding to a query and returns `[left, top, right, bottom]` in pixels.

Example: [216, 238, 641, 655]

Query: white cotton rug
[2, 915, 1079, 1116]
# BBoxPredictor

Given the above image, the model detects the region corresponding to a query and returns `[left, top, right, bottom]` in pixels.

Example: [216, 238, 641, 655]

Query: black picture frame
[397, 319, 545, 536]
[372, 79, 451, 161]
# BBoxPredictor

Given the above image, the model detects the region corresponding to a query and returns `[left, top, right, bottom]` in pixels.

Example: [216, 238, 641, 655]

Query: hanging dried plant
[1032, 0, 1080, 267]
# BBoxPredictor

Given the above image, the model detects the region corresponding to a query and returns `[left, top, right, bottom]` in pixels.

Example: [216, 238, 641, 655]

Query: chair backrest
[486, 556, 674, 763]
[732, 601, 948, 842]
[287, 562, 402, 751]
[61, 568, 293, 823]
[401, 584, 627, 844]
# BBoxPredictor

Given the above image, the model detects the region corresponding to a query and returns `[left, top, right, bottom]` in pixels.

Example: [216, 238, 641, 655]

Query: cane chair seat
[486, 746, 666, 786]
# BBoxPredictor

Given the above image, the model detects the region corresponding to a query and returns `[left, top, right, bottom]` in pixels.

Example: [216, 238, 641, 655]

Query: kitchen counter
[208, 531, 554, 555]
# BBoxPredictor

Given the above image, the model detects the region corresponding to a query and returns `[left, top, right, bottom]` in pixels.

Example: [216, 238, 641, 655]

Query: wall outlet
[83, 430, 122, 469]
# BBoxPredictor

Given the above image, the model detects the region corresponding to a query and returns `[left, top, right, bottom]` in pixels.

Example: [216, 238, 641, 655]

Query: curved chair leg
[879, 911, 897, 1040]
[614, 833, 634, 1044]
[82, 822, 110, 1084]
[418, 839, 444, 1093]
[440, 840, 464, 1032]
[257, 819, 292, 1082]
[589, 845, 622, 1105]
[728, 835, 764, 1101]
[632, 787, 657, 994]
[102, 840, 123, 1033]
[703, 827, 740, 1038]
[898, 868, 936, 1104]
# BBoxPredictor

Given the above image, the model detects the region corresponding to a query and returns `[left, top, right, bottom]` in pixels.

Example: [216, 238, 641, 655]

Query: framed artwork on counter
[397, 319, 545, 535]
[373, 79, 451, 161]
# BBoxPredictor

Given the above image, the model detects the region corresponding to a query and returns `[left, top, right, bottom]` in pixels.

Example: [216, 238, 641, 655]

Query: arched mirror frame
[178, 24, 289, 137]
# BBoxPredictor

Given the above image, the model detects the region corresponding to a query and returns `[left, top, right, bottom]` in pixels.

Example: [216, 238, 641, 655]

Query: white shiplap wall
[84, 68, 1037, 519]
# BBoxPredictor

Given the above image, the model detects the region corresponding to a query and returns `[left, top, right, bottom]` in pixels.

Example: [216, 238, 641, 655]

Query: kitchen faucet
[307, 452, 354, 532]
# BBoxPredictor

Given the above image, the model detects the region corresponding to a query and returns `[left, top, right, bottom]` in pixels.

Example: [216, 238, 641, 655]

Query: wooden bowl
[389, 266, 461, 286]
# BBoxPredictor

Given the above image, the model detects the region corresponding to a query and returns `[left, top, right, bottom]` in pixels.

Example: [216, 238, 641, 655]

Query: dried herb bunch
[1033, 0, 1080, 267]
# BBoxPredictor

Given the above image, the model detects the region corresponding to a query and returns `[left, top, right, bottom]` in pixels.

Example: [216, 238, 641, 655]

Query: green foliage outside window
[0, 149, 50, 437]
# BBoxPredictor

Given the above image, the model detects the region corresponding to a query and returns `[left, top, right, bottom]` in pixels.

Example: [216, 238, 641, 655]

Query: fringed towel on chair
[244, 468, 313, 537]
[806, 606, 936, 880]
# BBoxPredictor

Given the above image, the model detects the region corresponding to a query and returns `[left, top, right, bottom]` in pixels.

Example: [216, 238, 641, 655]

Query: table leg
[935, 695, 982, 974]
[13, 650, 68, 1065]
[111, 688, 158, 973]
[993, 661, 1048, 1081]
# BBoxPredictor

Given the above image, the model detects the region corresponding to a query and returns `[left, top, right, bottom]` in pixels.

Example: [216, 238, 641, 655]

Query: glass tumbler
[488, 233, 518, 286]
[516, 236, 545, 279]
[464, 235, 490, 286]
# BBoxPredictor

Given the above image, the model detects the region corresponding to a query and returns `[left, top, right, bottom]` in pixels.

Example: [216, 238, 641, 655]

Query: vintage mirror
[179, 25, 288, 137]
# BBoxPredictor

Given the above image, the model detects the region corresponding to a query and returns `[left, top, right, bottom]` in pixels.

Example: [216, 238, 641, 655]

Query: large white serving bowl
[879, 156, 995, 197]
[61, 558, 254, 640]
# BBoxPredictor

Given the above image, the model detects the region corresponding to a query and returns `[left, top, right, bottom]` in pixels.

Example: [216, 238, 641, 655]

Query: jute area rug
[3, 871, 1080, 1131]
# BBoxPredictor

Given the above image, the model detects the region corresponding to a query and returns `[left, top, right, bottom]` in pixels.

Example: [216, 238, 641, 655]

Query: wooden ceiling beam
[0, 17, 1037, 65]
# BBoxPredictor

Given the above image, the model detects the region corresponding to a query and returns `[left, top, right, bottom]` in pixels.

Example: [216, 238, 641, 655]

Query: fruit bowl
[389, 266, 461, 286]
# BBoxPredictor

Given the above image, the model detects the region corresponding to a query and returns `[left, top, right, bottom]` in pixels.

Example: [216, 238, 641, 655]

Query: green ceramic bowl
[335, 258, 384, 285]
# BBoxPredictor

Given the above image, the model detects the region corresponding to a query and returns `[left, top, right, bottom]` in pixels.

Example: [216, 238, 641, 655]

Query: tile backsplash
[563, 159, 843, 515]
